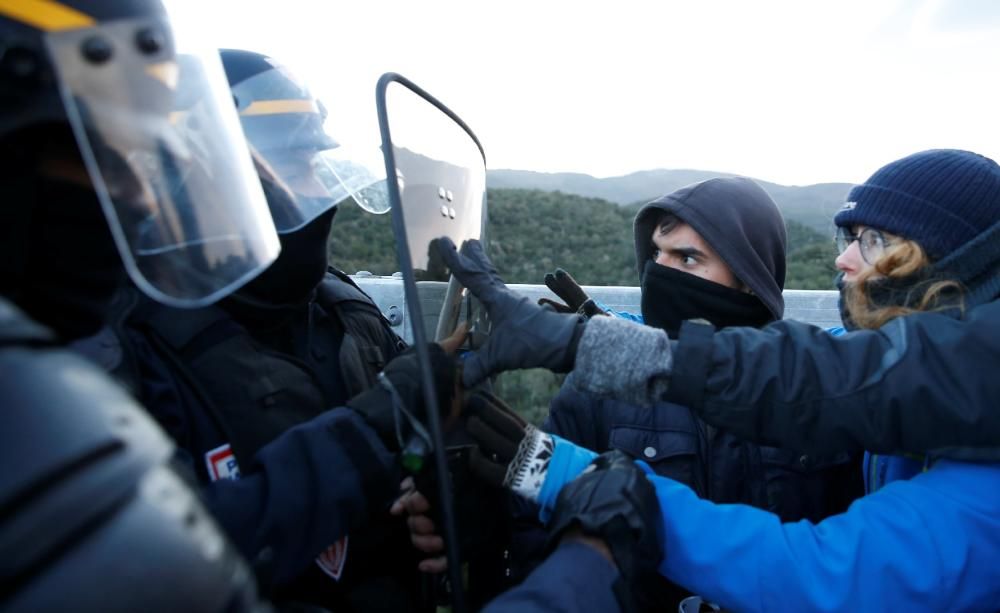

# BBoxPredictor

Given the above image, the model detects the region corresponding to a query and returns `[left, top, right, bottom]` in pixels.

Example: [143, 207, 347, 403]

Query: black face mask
[640, 260, 773, 338]
[11, 177, 126, 340]
[238, 206, 337, 306]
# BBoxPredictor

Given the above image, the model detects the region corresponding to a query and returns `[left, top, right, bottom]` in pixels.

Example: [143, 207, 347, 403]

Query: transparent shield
[383, 81, 486, 280]
[376, 74, 487, 610]
[47, 16, 279, 307]
[380, 77, 488, 347]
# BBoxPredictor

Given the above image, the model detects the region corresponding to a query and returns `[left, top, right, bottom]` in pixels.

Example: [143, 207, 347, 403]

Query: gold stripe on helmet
[145, 61, 180, 90]
[0, 0, 95, 31]
[241, 99, 320, 116]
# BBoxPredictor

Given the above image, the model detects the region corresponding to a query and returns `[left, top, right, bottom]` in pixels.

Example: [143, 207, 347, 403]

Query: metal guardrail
[353, 276, 842, 344]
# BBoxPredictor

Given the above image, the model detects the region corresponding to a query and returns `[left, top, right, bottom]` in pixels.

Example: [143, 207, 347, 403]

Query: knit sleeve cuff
[566, 316, 673, 407]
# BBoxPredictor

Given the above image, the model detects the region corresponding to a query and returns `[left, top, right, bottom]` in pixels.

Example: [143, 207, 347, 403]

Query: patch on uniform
[205, 443, 241, 481]
[315, 536, 349, 581]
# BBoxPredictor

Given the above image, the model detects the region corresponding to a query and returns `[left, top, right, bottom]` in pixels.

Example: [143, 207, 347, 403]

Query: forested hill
[487, 168, 852, 236]
[329, 188, 839, 290]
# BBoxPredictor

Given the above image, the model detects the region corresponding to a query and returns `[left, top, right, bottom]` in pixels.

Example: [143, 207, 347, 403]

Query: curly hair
[843, 234, 965, 329]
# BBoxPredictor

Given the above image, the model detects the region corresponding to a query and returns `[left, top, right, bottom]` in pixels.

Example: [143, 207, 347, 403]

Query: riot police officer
[0, 1, 280, 610]
[75, 49, 441, 611]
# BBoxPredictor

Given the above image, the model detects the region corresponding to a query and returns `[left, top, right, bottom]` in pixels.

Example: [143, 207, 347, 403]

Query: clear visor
[46, 16, 280, 308]
[234, 70, 389, 234]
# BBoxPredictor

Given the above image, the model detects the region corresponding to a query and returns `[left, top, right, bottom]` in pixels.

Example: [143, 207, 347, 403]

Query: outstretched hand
[434, 237, 587, 386]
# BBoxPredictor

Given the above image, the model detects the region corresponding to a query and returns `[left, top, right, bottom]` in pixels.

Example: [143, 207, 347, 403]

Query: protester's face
[835, 224, 878, 283]
[651, 221, 740, 289]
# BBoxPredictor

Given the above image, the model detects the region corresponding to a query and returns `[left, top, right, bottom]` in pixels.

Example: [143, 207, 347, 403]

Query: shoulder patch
[315, 536, 350, 581]
[205, 443, 241, 481]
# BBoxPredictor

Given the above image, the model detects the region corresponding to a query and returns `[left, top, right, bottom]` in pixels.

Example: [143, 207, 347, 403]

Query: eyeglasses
[834, 227, 891, 265]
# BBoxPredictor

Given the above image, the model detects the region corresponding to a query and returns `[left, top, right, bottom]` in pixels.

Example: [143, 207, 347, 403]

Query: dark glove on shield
[434, 237, 587, 387]
[347, 344, 456, 453]
[538, 268, 608, 318]
[547, 450, 665, 613]
[462, 390, 533, 489]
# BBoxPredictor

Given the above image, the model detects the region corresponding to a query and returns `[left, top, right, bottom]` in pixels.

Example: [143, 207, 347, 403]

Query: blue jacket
[647, 458, 1000, 612]
[535, 436, 1000, 612]
[595, 301, 644, 323]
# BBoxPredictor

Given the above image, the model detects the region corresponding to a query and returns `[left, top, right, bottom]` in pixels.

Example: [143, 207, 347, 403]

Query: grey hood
[633, 177, 787, 320]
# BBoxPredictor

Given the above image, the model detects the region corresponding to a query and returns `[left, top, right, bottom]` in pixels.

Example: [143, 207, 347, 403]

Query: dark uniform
[75, 269, 424, 611]
[0, 2, 409, 611]
[71, 46, 429, 611]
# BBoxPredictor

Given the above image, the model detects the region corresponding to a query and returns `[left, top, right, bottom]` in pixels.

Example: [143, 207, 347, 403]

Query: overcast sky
[185, 0, 1000, 186]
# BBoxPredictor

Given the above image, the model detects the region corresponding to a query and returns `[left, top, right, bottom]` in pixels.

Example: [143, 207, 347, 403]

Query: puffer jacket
[545, 385, 860, 523]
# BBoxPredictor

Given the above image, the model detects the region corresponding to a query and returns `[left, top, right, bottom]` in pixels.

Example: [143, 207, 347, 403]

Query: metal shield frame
[376, 72, 487, 613]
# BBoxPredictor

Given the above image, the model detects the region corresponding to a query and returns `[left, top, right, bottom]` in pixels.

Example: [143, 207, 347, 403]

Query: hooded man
[538, 177, 862, 608]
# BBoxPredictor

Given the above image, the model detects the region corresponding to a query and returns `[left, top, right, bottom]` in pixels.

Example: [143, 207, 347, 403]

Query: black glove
[546, 450, 664, 613]
[434, 237, 586, 387]
[462, 390, 532, 488]
[538, 268, 608, 318]
[347, 344, 456, 453]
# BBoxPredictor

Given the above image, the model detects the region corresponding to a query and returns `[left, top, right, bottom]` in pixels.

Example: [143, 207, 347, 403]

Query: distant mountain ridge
[487, 168, 853, 235]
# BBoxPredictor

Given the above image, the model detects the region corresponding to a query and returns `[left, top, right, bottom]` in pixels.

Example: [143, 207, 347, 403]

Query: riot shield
[376, 73, 487, 613]
[378, 78, 488, 346]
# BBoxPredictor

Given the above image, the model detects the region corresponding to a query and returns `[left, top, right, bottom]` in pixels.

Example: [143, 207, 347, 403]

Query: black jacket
[73, 272, 421, 611]
[668, 297, 1000, 461]
[668, 219, 1000, 461]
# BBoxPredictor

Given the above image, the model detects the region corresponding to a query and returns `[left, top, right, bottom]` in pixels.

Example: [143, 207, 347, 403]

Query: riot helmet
[220, 48, 389, 234]
[0, 0, 281, 313]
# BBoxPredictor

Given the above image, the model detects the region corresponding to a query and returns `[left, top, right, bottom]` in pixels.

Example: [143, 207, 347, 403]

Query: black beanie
[835, 149, 1000, 260]
[633, 177, 787, 320]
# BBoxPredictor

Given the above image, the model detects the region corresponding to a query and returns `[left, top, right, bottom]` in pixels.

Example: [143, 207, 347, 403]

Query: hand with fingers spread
[538, 268, 608, 318]
[434, 237, 587, 387]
